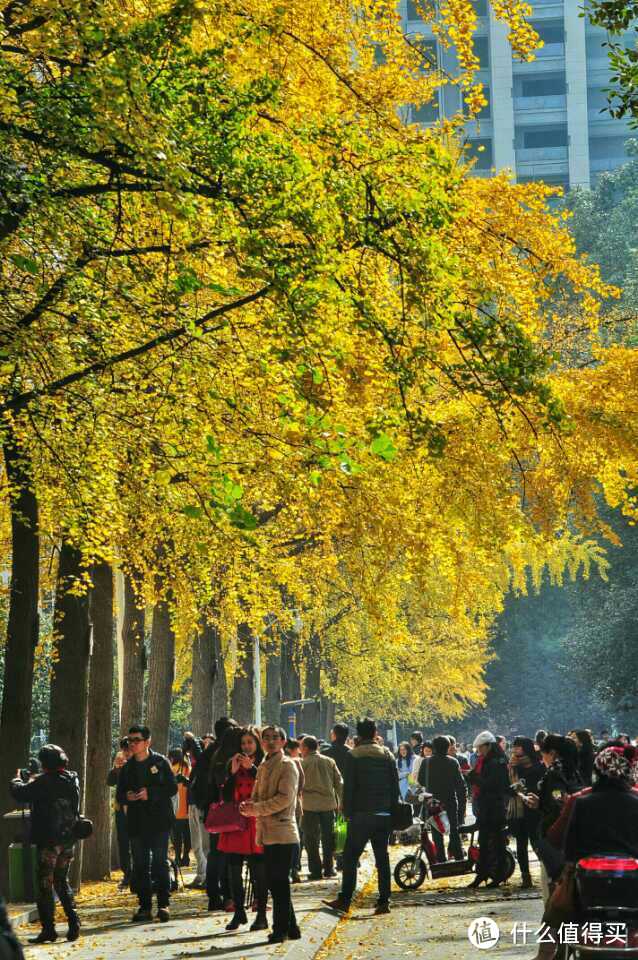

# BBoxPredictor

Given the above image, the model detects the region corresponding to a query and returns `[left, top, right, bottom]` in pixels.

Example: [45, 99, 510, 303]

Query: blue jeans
[130, 831, 170, 909]
[341, 814, 391, 905]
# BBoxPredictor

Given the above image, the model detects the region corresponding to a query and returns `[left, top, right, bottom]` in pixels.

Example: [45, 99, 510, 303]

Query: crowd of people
[7, 718, 638, 954]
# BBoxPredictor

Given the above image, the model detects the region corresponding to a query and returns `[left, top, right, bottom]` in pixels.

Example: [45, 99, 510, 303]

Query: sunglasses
[128, 736, 146, 744]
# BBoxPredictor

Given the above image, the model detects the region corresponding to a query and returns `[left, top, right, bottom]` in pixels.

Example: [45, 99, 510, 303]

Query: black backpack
[50, 796, 77, 845]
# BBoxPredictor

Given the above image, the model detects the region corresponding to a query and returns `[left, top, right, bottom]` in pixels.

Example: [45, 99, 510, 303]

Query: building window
[587, 87, 610, 111]
[414, 38, 437, 73]
[406, 0, 435, 19]
[532, 21, 565, 46]
[373, 42, 386, 66]
[474, 36, 490, 69]
[472, 0, 488, 16]
[467, 138, 493, 169]
[522, 126, 568, 149]
[412, 100, 440, 123]
[521, 74, 566, 98]
[589, 135, 629, 159]
[464, 86, 491, 118]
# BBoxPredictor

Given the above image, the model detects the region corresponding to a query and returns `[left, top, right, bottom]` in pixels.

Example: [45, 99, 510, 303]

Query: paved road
[19, 849, 545, 960]
[318, 853, 545, 960]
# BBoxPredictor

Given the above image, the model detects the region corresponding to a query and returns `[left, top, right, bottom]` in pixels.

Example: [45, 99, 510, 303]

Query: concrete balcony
[513, 46, 566, 71]
[516, 145, 568, 162]
[529, 1, 564, 11]
[590, 156, 629, 173]
[516, 158, 569, 179]
[514, 95, 567, 111]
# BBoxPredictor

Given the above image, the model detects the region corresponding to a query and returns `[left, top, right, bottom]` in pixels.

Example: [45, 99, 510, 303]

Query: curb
[8, 905, 38, 929]
[281, 858, 377, 960]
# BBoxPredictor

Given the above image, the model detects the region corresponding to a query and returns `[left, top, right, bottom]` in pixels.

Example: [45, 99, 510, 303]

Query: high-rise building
[403, 0, 634, 188]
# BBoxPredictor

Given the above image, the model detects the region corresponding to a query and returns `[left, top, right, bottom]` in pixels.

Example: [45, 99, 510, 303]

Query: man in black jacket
[322, 723, 351, 778]
[116, 725, 177, 923]
[324, 718, 399, 916]
[418, 735, 467, 860]
[10, 744, 81, 944]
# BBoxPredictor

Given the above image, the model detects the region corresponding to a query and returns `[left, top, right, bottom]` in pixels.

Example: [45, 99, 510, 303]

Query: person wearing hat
[466, 731, 510, 888]
[10, 744, 81, 944]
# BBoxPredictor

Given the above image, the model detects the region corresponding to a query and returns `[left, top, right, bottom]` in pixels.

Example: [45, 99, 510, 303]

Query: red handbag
[204, 801, 248, 834]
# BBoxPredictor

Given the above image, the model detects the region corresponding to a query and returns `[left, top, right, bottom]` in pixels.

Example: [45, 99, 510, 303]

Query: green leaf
[206, 434, 221, 458]
[228, 504, 258, 530]
[10, 254, 39, 274]
[182, 504, 203, 519]
[370, 432, 397, 462]
[174, 267, 204, 293]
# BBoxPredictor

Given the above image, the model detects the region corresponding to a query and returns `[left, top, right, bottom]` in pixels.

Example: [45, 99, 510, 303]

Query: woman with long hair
[396, 742, 414, 800]
[217, 727, 268, 931]
[207, 726, 243, 911]
[521, 733, 582, 898]
[240, 725, 301, 944]
[573, 729, 595, 787]
[508, 736, 544, 889]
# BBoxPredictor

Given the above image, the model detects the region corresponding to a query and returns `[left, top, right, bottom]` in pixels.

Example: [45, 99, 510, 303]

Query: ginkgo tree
[1, 0, 638, 847]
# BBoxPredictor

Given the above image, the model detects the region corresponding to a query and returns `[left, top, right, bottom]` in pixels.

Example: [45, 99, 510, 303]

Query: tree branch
[1, 285, 271, 412]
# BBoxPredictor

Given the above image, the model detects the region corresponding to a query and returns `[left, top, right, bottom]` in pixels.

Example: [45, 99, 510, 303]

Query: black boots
[67, 910, 81, 941]
[250, 910, 268, 931]
[32, 898, 57, 943]
[29, 928, 58, 944]
[225, 907, 248, 930]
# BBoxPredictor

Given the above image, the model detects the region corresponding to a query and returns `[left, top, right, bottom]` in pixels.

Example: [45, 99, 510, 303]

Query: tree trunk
[323, 699, 336, 740]
[191, 618, 215, 736]
[212, 621, 228, 720]
[280, 624, 301, 733]
[83, 561, 114, 881]
[120, 571, 145, 733]
[264, 641, 281, 726]
[146, 599, 175, 755]
[49, 540, 92, 888]
[0, 435, 39, 821]
[303, 629, 322, 736]
[230, 622, 254, 725]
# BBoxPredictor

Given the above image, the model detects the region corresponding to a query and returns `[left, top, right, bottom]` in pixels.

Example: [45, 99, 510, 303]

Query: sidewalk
[17, 858, 376, 959]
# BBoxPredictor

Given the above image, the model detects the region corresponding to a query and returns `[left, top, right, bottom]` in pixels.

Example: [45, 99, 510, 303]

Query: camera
[19, 757, 40, 782]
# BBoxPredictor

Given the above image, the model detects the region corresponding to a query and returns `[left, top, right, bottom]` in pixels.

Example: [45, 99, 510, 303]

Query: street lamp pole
[253, 629, 262, 727]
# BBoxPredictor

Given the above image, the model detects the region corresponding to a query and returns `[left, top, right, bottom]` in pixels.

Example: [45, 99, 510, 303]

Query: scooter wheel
[503, 849, 516, 882]
[394, 856, 427, 890]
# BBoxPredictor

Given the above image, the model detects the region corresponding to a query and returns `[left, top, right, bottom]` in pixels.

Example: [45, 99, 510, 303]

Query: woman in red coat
[218, 727, 267, 931]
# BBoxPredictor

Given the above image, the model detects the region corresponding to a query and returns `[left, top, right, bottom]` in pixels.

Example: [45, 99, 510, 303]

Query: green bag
[333, 815, 347, 854]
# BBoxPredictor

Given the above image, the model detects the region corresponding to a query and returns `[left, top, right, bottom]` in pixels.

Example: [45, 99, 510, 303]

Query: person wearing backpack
[116, 724, 177, 923]
[9, 744, 81, 944]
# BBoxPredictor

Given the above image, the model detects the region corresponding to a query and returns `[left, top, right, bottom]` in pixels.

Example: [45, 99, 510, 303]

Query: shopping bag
[204, 801, 247, 834]
[333, 815, 347, 854]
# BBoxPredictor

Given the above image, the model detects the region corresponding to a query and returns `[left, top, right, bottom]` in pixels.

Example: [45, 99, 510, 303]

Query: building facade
[403, 0, 635, 189]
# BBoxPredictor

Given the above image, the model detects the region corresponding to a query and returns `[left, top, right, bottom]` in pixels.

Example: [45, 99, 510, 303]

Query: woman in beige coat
[240, 725, 301, 944]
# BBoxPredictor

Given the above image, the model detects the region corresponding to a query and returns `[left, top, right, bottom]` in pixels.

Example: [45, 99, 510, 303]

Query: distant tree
[589, 2, 638, 122]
